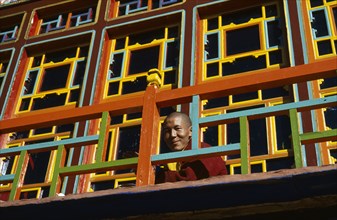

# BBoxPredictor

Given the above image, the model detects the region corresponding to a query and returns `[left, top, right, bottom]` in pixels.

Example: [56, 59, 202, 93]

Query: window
[110, 0, 183, 18]
[201, 85, 293, 174]
[306, 0, 337, 58]
[29, 0, 97, 36]
[0, 13, 24, 43]
[105, 26, 180, 98]
[202, 2, 288, 81]
[1, 124, 74, 200]
[17, 46, 88, 113]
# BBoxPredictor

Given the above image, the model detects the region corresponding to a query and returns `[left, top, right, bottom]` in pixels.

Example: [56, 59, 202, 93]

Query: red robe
[155, 142, 227, 183]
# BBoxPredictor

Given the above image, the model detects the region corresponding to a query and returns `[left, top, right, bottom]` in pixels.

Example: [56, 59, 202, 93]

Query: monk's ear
[188, 126, 192, 137]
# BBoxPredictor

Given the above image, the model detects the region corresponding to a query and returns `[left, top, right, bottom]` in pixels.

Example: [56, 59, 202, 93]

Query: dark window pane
[205, 33, 219, 60]
[32, 56, 42, 67]
[311, 10, 329, 38]
[40, 65, 70, 92]
[116, 125, 140, 159]
[56, 124, 74, 133]
[32, 93, 67, 110]
[203, 96, 229, 109]
[249, 118, 268, 156]
[333, 8, 337, 30]
[115, 38, 126, 50]
[266, 4, 278, 17]
[24, 70, 38, 95]
[226, 25, 260, 56]
[73, 61, 86, 86]
[91, 180, 115, 191]
[110, 53, 123, 78]
[203, 125, 219, 146]
[251, 163, 263, 173]
[69, 89, 80, 102]
[122, 76, 147, 94]
[79, 46, 89, 57]
[163, 70, 176, 85]
[275, 115, 292, 150]
[129, 29, 164, 45]
[168, 26, 179, 38]
[222, 6, 262, 26]
[108, 81, 119, 95]
[269, 49, 283, 65]
[320, 77, 337, 89]
[262, 86, 289, 99]
[310, 0, 323, 7]
[45, 48, 76, 63]
[233, 91, 259, 102]
[19, 98, 31, 111]
[318, 40, 332, 55]
[166, 40, 179, 68]
[206, 62, 219, 77]
[129, 46, 159, 75]
[222, 55, 266, 76]
[33, 127, 53, 135]
[325, 106, 337, 129]
[20, 190, 39, 200]
[24, 151, 51, 184]
[126, 112, 142, 120]
[266, 157, 294, 171]
[267, 20, 282, 47]
[207, 17, 218, 30]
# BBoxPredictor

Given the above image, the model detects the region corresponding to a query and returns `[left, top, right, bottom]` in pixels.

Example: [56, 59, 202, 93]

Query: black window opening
[226, 25, 261, 56]
[40, 65, 70, 92]
[128, 46, 160, 75]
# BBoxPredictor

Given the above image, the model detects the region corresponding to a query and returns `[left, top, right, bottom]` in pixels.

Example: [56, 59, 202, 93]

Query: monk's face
[163, 115, 192, 152]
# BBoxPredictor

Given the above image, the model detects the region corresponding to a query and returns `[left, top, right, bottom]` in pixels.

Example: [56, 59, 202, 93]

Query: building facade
[0, 0, 336, 208]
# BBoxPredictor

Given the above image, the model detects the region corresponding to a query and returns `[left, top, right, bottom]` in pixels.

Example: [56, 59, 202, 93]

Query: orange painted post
[136, 69, 162, 186]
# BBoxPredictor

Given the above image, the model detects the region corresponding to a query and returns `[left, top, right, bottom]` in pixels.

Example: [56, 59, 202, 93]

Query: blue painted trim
[198, 95, 337, 125]
[0, 135, 99, 155]
[283, 0, 296, 67]
[191, 95, 199, 150]
[151, 143, 240, 162]
[0, 48, 15, 119]
[0, 174, 15, 182]
[296, 0, 309, 64]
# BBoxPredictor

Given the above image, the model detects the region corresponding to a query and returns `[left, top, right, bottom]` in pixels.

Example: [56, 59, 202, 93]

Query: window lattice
[105, 26, 180, 98]
[17, 46, 88, 113]
[116, 0, 182, 17]
[307, 0, 337, 58]
[202, 3, 287, 81]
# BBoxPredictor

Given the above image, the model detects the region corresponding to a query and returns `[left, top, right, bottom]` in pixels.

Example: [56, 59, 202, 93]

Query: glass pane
[116, 125, 141, 159]
[109, 53, 123, 79]
[222, 6, 262, 26]
[32, 93, 67, 110]
[311, 10, 329, 38]
[320, 76, 337, 89]
[317, 39, 332, 55]
[310, 0, 324, 8]
[24, 70, 38, 95]
[275, 115, 292, 151]
[249, 118, 268, 156]
[129, 46, 159, 75]
[226, 25, 260, 56]
[24, 151, 51, 184]
[207, 17, 218, 30]
[203, 125, 219, 146]
[324, 106, 337, 129]
[166, 40, 179, 68]
[269, 49, 283, 65]
[206, 62, 219, 78]
[44, 48, 77, 63]
[121, 75, 147, 94]
[128, 29, 164, 45]
[265, 4, 278, 17]
[222, 55, 266, 76]
[40, 65, 70, 92]
[232, 91, 259, 102]
[205, 33, 219, 60]
[267, 20, 282, 47]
